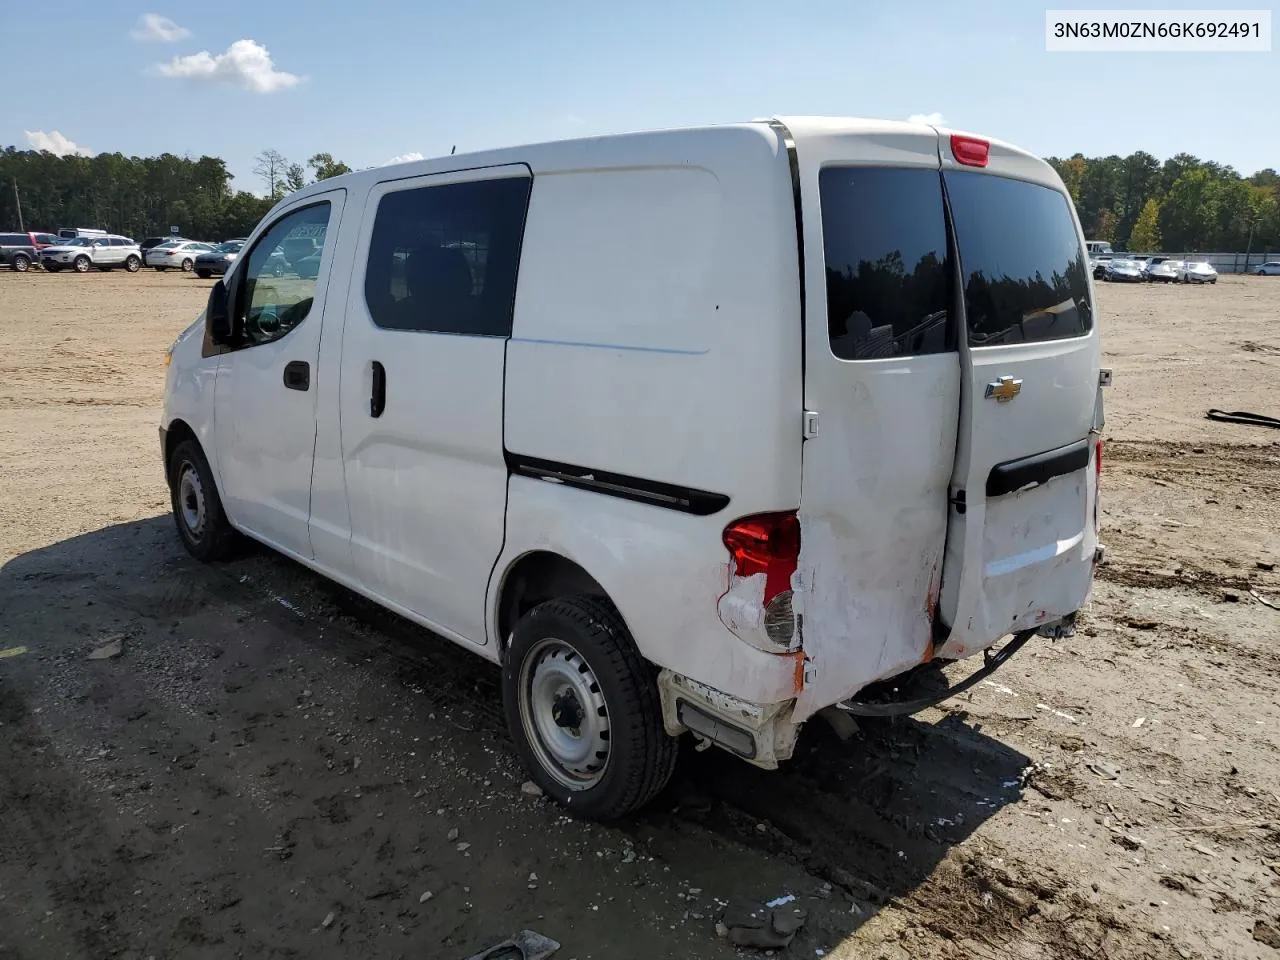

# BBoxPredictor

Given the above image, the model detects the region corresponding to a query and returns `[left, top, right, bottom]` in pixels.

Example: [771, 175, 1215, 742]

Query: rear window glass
[820, 167, 952, 361]
[944, 172, 1092, 346]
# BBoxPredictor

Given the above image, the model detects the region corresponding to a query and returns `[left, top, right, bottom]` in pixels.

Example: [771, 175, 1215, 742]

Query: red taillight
[950, 134, 989, 168]
[723, 512, 800, 604]
[1095, 438, 1103, 479]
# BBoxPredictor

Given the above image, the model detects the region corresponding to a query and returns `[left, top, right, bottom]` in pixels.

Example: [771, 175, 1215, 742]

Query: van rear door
[934, 136, 1100, 658]
[783, 119, 961, 722]
[784, 119, 1099, 722]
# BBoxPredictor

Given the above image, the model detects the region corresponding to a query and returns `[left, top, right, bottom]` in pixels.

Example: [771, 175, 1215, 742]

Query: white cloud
[907, 112, 946, 126]
[131, 13, 191, 43]
[24, 130, 93, 157]
[384, 152, 425, 165]
[155, 39, 302, 94]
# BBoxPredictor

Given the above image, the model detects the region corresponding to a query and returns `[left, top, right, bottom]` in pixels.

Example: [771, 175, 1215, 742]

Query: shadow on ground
[0, 517, 1031, 958]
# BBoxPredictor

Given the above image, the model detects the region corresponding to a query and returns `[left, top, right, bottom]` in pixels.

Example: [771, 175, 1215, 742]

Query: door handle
[283, 360, 310, 391]
[370, 361, 386, 417]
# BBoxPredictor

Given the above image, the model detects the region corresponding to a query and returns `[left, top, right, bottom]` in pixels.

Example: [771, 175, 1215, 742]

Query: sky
[1, 1, 1276, 193]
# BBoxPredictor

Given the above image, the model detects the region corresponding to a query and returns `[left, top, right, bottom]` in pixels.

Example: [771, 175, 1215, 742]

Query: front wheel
[196, 269, 211, 279]
[181, 258, 194, 273]
[12, 253, 30, 272]
[74, 255, 91, 273]
[124, 255, 140, 272]
[167, 439, 239, 562]
[502, 596, 678, 821]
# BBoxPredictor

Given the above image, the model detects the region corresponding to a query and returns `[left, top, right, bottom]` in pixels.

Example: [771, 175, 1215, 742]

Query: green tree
[284, 162, 307, 193]
[1093, 208, 1118, 243]
[308, 152, 352, 181]
[1160, 168, 1220, 250]
[1117, 151, 1160, 243]
[1129, 198, 1161, 252]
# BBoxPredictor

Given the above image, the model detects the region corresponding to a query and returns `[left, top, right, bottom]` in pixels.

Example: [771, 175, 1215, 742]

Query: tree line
[2, 142, 1276, 254]
[1046, 151, 1279, 253]
[0, 147, 351, 242]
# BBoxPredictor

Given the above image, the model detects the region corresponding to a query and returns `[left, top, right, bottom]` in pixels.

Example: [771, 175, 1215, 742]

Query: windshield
[61, 237, 92, 247]
[945, 171, 1092, 347]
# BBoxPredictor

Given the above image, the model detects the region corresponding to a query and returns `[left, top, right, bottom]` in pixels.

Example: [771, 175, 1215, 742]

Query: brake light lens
[723, 512, 800, 603]
[723, 512, 802, 649]
[950, 134, 989, 168]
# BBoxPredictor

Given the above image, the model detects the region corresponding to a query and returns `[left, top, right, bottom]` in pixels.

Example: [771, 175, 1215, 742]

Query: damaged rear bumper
[659, 615, 1077, 763]
[657, 671, 802, 770]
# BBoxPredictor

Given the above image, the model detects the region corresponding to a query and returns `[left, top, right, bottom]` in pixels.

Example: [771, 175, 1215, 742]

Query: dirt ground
[1, 269, 1278, 960]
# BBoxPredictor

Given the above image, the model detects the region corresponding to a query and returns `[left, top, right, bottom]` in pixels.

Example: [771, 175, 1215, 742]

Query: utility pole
[1243, 217, 1261, 274]
[13, 178, 25, 233]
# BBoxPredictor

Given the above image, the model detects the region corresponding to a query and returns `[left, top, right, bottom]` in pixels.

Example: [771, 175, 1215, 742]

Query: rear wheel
[12, 253, 30, 272]
[74, 255, 90, 273]
[166, 439, 238, 562]
[46, 264, 61, 273]
[154, 266, 166, 272]
[196, 269, 211, 279]
[124, 255, 140, 272]
[181, 258, 194, 273]
[502, 596, 678, 821]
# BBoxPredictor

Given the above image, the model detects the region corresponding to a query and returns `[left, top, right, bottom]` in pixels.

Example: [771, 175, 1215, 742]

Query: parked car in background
[1129, 256, 1151, 274]
[1104, 258, 1145, 282]
[1254, 261, 1280, 276]
[1091, 255, 1113, 279]
[1086, 240, 1113, 256]
[147, 240, 216, 272]
[1178, 261, 1218, 284]
[41, 235, 142, 273]
[140, 236, 187, 260]
[1, 232, 37, 271]
[1145, 258, 1182, 283]
[193, 240, 244, 278]
[56, 227, 108, 240]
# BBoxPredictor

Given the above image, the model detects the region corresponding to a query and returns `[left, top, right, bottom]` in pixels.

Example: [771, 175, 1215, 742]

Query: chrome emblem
[984, 376, 1022, 403]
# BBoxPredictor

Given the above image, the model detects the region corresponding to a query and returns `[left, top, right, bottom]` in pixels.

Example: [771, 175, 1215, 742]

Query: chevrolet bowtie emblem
[984, 376, 1022, 403]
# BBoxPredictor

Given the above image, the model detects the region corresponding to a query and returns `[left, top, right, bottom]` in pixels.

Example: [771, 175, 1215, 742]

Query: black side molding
[506, 453, 730, 516]
[986, 438, 1091, 498]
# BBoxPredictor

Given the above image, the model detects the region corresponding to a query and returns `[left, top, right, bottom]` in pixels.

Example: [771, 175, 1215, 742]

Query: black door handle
[283, 360, 310, 391]
[370, 361, 386, 417]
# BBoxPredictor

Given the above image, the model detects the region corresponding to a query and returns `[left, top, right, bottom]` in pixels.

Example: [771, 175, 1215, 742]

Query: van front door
[212, 193, 345, 559]
[934, 141, 1100, 658]
[786, 121, 961, 722]
[338, 166, 532, 645]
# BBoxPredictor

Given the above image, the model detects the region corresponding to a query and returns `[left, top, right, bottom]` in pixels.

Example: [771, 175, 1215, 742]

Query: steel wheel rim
[518, 637, 611, 790]
[178, 462, 206, 539]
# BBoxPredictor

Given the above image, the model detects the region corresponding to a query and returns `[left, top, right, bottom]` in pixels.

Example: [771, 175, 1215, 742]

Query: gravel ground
[1, 269, 1278, 960]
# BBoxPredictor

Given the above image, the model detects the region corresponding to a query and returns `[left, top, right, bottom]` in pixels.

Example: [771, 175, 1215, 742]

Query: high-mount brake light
[951, 134, 989, 168]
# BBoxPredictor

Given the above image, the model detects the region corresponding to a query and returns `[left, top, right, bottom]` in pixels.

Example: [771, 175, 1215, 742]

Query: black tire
[181, 258, 194, 273]
[73, 255, 90, 273]
[98, 266, 111, 272]
[196, 269, 211, 279]
[502, 596, 678, 821]
[154, 266, 166, 272]
[12, 253, 30, 272]
[45, 264, 61, 273]
[166, 438, 238, 562]
[124, 255, 140, 272]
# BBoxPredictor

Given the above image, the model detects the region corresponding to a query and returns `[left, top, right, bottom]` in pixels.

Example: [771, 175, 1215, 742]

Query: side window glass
[363, 176, 531, 336]
[238, 202, 331, 348]
[819, 167, 952, 360]
[110, 238, 126, 247]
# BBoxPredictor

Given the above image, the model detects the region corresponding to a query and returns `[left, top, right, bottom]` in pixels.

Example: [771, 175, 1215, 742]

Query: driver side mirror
[207, 280, 232, 343]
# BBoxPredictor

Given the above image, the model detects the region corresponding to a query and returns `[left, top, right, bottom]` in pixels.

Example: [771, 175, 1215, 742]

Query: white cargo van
[161, 117, 1107, 819]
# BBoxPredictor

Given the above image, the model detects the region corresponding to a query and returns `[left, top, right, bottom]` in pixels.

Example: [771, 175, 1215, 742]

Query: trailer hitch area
[837, 629, 1037, 718]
